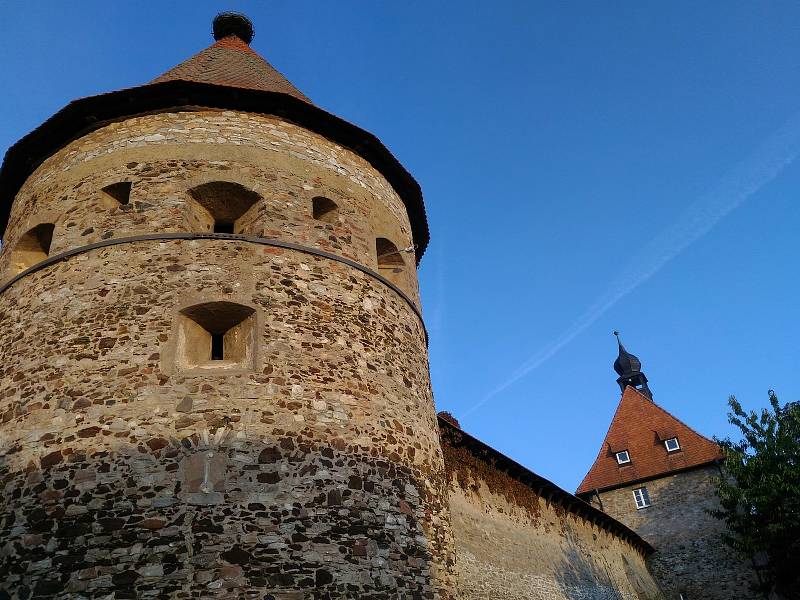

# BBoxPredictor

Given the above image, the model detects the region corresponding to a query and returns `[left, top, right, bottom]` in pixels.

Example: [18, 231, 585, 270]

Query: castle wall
[441, 430, 664, 600]
[0, 111, 456, 598]
[593, 465, 758, 599]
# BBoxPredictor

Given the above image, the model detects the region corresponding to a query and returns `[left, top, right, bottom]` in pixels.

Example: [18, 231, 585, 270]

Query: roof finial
[612, 332, 652, 399]
[613, 330, 627, 352]
[213, 12, 255, 44]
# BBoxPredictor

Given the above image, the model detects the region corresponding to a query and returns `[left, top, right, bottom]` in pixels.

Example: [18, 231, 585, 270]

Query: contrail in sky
[463, 111, 800, 417]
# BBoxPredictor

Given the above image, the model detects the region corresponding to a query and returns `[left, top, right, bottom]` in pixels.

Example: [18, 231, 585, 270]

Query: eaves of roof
[576, 459, 723, 496]
[0, 80, 429, 262]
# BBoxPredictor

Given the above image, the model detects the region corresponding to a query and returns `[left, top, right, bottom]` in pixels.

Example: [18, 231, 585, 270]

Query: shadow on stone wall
[634, 468, 761, 600]
[553, 543, 625, 600]
[0, 432, 447, 599]
[552, 530, 662, 600]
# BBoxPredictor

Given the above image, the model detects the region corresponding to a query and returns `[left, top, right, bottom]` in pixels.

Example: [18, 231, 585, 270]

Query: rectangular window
[615, 450, 631, 465]
[664, 437, 680, 452]
[210, 332, 224, 361]
[633, 487, 651, 509]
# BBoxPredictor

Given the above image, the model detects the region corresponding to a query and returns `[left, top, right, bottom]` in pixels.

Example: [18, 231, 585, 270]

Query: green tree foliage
[714, 391, 800, 599]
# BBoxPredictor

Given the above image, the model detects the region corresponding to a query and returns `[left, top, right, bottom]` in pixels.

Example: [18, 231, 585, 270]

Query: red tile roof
[151, 35, 312, 103]
[576, 386, 723, 495]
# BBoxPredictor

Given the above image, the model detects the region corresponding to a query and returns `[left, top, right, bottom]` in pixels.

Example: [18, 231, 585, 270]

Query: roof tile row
[576, 386, 723, 494]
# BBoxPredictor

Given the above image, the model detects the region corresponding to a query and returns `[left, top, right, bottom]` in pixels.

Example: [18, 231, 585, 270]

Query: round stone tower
[0, 14, 456, 599]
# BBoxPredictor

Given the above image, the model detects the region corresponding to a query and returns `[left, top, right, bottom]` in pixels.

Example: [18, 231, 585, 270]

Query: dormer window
[615, 450, 631, 465]
[664, 437, 680, 452]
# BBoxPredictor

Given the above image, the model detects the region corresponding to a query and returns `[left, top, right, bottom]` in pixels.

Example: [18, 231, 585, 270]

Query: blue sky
[2, 1, 798, 491]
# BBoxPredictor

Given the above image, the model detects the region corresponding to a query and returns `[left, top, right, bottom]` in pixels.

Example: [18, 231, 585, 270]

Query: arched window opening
[187, 182, 261, 234]
[177, 302, 256, 371]
[9, 223, 55, 274]
[102, 182, 132, 206]
[376, 237, 405, 286]
[312, 196, 339, 223]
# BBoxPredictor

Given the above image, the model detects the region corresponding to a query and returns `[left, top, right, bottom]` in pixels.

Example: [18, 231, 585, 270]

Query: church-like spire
[612, 331, 652, 399]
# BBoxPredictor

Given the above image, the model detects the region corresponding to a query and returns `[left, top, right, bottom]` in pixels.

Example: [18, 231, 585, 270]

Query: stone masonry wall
[0, 241, 455, 599]
[441, 435, 664, 600]
[0, 110, 420, 302]
[0, 110, 456, 598]
[594, 465, 758, 599]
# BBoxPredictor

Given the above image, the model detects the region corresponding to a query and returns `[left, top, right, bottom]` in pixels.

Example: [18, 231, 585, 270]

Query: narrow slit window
[9, 223, 56, 275]
[102, 182, 132, 205]
[211, 333, 225, 360]
[615, 450, 631, 465]
[312, 196, 339, 223]
[633, 487, 651, 509]
[664, 437, 680, 452]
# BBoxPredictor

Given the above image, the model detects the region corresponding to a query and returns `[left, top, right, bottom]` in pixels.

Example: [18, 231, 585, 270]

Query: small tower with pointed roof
[613, 331, 653, 399]
[0, 13, 455, 598]
[577, 337, 758, 600]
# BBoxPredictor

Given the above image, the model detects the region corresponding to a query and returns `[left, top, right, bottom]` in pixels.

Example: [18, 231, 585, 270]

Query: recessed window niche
[102, 182, 132, 206]
[187, 181, 261, 234]
[176, 301, 256, 372]
[9, 223, 55, 274]
[376, 237, 405, 286]
[312, 196, 339, 223]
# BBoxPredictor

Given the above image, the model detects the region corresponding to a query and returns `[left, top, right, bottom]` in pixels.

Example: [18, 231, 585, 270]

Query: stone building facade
[576, 338, 760, 599]
[592, 466, 758, 599]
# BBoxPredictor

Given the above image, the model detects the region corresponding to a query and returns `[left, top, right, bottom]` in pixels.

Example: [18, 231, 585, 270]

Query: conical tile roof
[576, 386, 723, 494]
[152, 34, 312, 103]
[0, 14, 430, 257]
